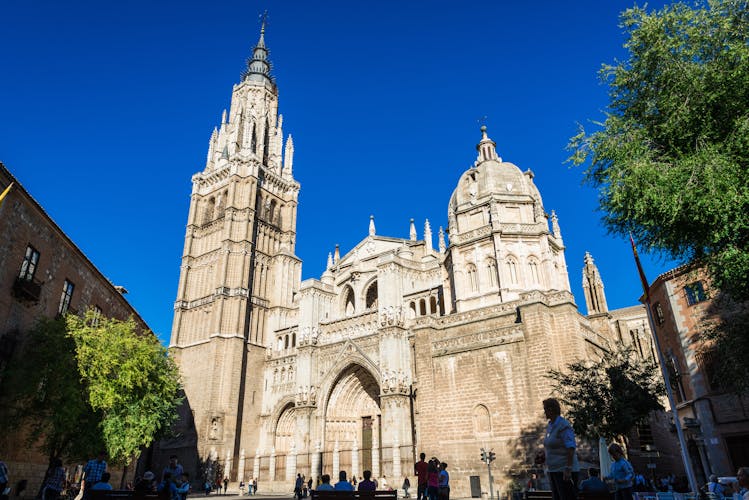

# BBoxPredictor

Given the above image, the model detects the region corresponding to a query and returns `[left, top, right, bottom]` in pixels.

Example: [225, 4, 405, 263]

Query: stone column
[225, 450, 233, 480]
[333, 440, 340, 479]
[392, 438, 401, 482]
[253, 449, 260, 481]
[287, 444, 297, 481]
[351, 438, 360, 479]
[311, 442, 321, 482]
[238, 449, 246, 482]
[372, 434, 380, 479]
[269, 448, 276, 481]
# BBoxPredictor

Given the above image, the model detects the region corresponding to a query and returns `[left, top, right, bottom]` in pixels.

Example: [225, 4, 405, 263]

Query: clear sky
[1, 0, 676, 343]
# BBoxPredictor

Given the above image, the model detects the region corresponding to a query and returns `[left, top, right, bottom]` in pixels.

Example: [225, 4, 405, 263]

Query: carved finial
[551, 210, 562, 242]
[369, 215, 376, 236]
[476, 124, 501, 163]
[327, 252, 333, 269]
[222, 109, 227, 124]
[438, 226, 446, 254]
[409, 218, 417, 241]
[334, 244, 340, 263]
[424, 219, 433, 253]
[283, 134, 294, 177]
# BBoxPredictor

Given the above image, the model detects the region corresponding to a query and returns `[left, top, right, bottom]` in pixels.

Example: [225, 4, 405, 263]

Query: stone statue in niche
[209, 416, 223, 441]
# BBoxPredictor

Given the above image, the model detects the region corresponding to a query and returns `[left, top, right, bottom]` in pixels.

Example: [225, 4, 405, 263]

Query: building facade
[0, 162, 148, 490]
[649, 266, 749, 481]
[168, 26, 663, 495]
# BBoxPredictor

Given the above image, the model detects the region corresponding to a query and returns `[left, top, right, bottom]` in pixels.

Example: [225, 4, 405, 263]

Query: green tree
[66, 311, 182, 466]
[568, 0, 749, 300]
[547, 347, 664, 440]
[0, 317, 105, 461]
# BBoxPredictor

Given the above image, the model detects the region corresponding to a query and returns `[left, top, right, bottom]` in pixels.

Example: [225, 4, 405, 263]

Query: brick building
[649, 265, 749, 481]
[0, 162, 149, 492]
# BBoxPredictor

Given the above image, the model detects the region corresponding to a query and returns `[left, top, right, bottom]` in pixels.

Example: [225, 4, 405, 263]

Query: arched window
[284, 335, 289, 349]
[419, 299, 427, 316]
[343, 286, 355, 317]
[409, 301, 417, 319]
[262, 118, 270, 165]
[429, 296, 437, 314]
[292, 333, 296, 347]
[472, 404, 491, 434]
[487, 259, 498, 287]
[365, 281, 378, 310]
[528, 258, 540, 284]
[276, 337, 283, 351]
[216, 191, 227, 219]
[251, 122, 257, 153]
[467, 264, 478, 292]
[203, 197, 215, 224]
[269, 199, 277, 223]
[506, 257, 518, 285]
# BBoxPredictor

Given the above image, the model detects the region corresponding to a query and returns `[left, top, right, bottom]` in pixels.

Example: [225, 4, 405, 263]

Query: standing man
[542, 398, 579, 500]
[415, 453, 428, 500]
[81, 451, 107, 493]
[163, 456, 184, 482]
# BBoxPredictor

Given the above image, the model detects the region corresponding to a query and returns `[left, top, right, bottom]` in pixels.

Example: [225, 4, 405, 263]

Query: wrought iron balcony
[12, 275, 43, 302]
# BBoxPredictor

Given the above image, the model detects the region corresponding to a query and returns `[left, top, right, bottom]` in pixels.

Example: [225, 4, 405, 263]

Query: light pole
[480, 448, 497, 500]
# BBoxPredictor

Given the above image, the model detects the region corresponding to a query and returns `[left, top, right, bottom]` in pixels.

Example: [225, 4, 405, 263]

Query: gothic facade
[168, 26, 657, 495]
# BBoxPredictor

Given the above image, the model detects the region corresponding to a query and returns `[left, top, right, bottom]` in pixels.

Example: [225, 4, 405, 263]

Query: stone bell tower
[170, 21, 301, 477]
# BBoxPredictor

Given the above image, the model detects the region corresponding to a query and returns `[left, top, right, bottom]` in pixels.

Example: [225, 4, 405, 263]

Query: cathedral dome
[449, 127, 537, 213]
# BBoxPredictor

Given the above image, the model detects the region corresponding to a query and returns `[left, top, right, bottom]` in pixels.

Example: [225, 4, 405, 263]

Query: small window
[19, 245, 40, 281]
[685, 281, 707, 305]
[59, 279, 74, 315]
[654, 302, 665, 325]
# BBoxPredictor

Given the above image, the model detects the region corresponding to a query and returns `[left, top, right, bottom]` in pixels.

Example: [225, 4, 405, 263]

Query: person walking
[438, 463, 449, 500]
[541, 398, 579, 500]
[81, 451, 108, 493]
[415, 453, 428, 500]
[427, 460, 440, 500]
[403, 477, 411, 498]
[42, 458, 65, 500]
[295, 474, 303, 500]
[606, 444, 634, 500]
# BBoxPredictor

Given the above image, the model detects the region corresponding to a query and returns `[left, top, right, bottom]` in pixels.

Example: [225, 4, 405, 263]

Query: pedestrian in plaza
[438, 463, 449, 500]
[157, 472, 178, 500]
[42, 458, 65, 500]
[579, 468, 608, 493]
[203, 479, 212, 496]
[176, 473, 191, 500]
[403, 477, 411, 498]
[252, 478, 257, 495]
[0, 459, 9, 499]
[90, 473, 113, 491]
[317, 475, 334, 491]
[163, 456, 184, 482]
[358, 471, 376, 492]
[381, 475, 389, 491]
[737, 468, 749, 500]
[606, 443, 634, 500]
[295, 473, 303, 499]
[81, 451, 107, 493]
[307, 477, 312, 494]
[223, 477, 228, 494]
[427, 460, 439, 500]
[541, 398, 579, 500]
[415, 453, 428, 500]
[335, 471, 354, 491]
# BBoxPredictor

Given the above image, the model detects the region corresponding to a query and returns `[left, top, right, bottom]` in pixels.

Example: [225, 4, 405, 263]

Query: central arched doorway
[323, 363, 381, 479]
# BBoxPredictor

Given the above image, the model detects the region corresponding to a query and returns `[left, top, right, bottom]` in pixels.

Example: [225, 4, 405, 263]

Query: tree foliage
[568, 0, 749, 300]
[547, 347, 664, 440]
[0, 317, 105, 461]
[66, 311, 183, 465]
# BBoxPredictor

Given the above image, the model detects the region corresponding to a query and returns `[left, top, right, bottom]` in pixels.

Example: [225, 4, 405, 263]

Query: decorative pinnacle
[369, 215, 376, 236]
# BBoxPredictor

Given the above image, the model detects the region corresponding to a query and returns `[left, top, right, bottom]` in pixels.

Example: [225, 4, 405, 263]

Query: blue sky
[1, 0, 676, 343]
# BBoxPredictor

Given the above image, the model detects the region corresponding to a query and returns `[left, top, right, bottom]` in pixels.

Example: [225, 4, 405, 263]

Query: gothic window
[262, 118, 270, 165]
[486, 259, 498, 288]
[472, 404, 491, 434]
[58, 279, 74, 315]
[654, 302, 665, 325]
[506, 257, 518, 285]
[419, 299, 426, 316]
[19, 245, 40, 281]
[343, 286, 355, 317]
[292, 333, 296, 347]
[365, 281, 378, 310]
[216, 191, 227, 219]
[203, 197, 215, 224]
[430, 296, 437, 314]
[284, 335, 289, 349]
[268, 199, 277, 223]
[409, 301, 417, 319]
[251, 122, 257, 153]
[467, 264, 478, 293]
[528, 258, 540, 284]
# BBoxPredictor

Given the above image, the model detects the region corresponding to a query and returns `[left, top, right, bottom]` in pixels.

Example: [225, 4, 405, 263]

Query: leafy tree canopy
[548, 347, 664, 440]
[66, 311, 183, 465]
[568, 0, 749, 300]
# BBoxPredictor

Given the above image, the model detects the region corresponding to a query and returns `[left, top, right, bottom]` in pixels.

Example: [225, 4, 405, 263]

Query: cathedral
[167, 24, 656, 495]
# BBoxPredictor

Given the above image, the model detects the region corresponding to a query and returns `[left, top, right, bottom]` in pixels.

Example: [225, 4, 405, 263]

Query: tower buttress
[582, 251, 608, 315]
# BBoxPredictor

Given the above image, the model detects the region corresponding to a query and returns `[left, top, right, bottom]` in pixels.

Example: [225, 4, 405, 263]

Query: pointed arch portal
[323, 364, 381, 477]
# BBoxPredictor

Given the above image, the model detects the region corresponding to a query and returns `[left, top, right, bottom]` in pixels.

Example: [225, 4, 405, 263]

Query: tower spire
[243, 15, 273, 84]
[582, 251, 608, 315]
[476, 125, 501, 163]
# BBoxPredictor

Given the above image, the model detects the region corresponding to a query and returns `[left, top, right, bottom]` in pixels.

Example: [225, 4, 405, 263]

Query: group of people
[414, 453, 450, 500]
[541, 398, 749, 500]
[238, 478, 258, 495]
[706, 472, 749, 500]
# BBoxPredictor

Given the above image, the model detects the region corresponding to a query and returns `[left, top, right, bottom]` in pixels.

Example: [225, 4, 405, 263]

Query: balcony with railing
[12, 275, 43, 302]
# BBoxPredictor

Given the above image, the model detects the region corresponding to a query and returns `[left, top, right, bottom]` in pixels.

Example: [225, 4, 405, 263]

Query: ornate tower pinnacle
[424, 219, 433, 253]
[476, 125, 501, 163]
[243, 19, 273, 84]
[369, 215, 376, 236]
[438, 226, 446, 254]
[409, 218, 417, 241]
[582, 251, 608, 315]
